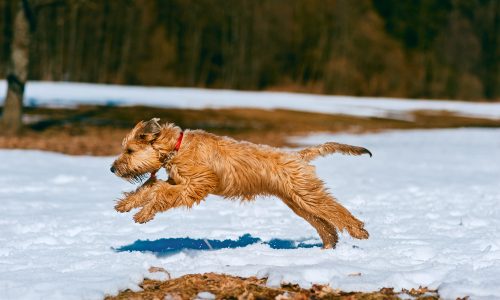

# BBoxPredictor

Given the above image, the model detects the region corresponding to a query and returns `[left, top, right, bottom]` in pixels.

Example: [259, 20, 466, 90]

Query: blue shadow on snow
[114, 234, 322, 257]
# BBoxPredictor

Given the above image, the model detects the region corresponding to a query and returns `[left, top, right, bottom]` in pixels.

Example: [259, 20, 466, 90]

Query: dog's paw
[348, 225, 369, 240]
[133, 209, 155, 224]
[321, 243, 335, 249]
[114, 201, 132, 213]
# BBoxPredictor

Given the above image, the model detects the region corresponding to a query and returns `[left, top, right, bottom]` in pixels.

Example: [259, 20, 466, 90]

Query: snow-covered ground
[1, 128, 499, 300]
[1, 80, 500, 119]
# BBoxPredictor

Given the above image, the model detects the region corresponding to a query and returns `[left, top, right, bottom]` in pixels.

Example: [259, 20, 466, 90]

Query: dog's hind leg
[280, 196, 339, 249]
[282, 174, 369, 247]
[133, 173, 218, 223]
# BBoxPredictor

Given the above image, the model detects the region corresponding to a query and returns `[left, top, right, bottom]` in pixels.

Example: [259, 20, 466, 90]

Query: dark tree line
[1, 0, 499, 101]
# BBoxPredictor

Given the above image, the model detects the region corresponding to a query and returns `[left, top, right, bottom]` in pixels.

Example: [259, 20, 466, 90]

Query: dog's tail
[298, 142, 372, 162]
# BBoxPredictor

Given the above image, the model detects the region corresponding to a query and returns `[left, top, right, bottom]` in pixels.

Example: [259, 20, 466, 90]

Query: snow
[1, 128, 499, 299]
[1, 80, 500, 119]
[196, 291, 216, 300]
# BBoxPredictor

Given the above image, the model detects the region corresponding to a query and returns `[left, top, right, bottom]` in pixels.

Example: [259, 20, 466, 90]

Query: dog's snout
[110, 165, 116, 173]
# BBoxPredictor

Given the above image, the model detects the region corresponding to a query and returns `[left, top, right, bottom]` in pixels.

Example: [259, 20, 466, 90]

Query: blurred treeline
[0, 0, 498, 101]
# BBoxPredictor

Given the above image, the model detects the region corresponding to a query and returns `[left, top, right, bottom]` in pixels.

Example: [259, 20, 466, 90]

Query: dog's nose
[110, 166, 116, 173]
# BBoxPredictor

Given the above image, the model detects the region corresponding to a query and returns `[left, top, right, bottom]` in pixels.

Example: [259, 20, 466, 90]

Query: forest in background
[0, 0, 499, 101]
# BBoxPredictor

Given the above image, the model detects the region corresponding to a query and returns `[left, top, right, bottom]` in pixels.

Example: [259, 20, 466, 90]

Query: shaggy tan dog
[111, 118, 371, 248]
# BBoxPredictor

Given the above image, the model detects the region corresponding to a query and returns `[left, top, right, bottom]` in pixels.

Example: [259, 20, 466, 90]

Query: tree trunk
[1, 0, 34, 136]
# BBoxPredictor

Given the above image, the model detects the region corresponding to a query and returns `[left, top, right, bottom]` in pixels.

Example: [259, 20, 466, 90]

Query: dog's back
[190, 131, 293, 199]
[181, 130, 371, 201]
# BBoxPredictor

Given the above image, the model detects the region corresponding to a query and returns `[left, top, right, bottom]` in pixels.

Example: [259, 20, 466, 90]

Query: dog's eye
[126, 148, 134, 154]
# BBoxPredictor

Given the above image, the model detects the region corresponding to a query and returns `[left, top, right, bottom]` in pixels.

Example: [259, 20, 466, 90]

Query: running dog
[111, 118, 371, 248]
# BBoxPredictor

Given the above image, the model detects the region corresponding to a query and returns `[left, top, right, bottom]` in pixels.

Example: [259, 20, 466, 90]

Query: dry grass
[105, 271, 440, 300]
[1, 105, 499, 155]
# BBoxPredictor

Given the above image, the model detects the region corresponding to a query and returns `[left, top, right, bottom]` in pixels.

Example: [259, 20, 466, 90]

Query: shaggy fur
[111, 118, 371, 248]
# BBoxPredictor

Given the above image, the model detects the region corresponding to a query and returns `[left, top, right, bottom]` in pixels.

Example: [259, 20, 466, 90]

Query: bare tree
[1, 0, 35, 135]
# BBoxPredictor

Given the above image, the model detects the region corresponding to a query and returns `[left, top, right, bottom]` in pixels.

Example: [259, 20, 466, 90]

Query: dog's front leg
[133, 174, 217, 223]
[115, 177, 158, 213]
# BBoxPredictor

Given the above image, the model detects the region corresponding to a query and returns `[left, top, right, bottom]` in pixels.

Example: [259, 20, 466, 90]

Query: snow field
[1, 128, 499, 299]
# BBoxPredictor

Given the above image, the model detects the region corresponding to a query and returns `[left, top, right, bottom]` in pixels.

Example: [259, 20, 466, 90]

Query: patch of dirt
[1, 106, 499, 156]
[105, 272, 440, 300]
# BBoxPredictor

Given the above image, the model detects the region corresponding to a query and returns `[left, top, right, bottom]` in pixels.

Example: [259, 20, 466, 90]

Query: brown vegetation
[0, 105, 499, 156]
[105, 272, 440, 300]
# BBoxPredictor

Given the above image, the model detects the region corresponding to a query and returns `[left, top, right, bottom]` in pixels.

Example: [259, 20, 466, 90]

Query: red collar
[174, 131, 184, 151]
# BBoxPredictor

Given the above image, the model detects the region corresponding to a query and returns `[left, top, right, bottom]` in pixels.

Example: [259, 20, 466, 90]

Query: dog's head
[110, 118, 179, 182]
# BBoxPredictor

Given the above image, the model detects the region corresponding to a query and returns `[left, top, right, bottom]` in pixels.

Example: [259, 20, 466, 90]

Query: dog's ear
[139, 118, 161, 142]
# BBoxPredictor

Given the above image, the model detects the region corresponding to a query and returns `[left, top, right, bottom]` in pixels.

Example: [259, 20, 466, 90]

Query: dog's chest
[162, 154, 182, 182]
[161, 151, 177, 170]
